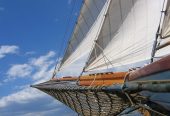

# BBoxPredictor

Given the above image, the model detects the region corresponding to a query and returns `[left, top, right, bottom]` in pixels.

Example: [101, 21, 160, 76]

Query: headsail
[59, 0, 110, 74]
[85, 0, 165, 72]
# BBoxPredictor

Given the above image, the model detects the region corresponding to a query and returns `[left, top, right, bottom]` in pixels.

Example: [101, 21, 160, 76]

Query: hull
[32, 55, 170, 115]
[32, 81, 130, 116]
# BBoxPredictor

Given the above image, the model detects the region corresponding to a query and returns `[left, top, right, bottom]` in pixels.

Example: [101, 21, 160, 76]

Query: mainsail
[85, 0, 165, 72]
[59, 0, 168, 74]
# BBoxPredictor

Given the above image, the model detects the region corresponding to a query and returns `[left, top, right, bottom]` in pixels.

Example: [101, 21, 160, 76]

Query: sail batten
[85, 0, 165, 72]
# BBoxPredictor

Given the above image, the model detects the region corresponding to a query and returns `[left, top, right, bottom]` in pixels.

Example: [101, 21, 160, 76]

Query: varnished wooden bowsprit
[79, 72, 127, 86]
[52, 72, 127, 86]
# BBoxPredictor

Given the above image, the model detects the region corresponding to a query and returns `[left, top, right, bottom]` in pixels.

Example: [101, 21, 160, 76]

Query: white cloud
[0, 45, 19, 59]
[30, 51, 55, 67]
[7, 64, 32, 78]
[30, 51, 55, 80]
[32, 66, 54, 81]
[0, 88, 45, 108]
[6, 51, 55, 80]
[1, 51, 57, 108]
[22, 108, 61, 116]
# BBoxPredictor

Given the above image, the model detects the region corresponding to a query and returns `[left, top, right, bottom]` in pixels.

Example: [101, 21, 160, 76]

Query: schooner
[32, 0, 170, 115]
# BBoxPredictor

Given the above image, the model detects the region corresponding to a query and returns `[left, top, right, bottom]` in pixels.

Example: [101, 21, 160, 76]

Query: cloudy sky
[0, 0, 82, 115]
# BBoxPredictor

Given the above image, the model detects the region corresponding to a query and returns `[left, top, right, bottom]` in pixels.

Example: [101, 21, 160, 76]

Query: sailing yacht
[32, 0, 170, 115]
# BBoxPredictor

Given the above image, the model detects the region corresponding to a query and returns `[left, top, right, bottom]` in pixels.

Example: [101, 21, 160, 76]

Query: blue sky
[0, 0, 82, 115]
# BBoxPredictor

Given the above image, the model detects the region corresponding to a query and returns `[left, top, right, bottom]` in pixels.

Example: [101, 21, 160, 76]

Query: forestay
[59, 0, 109, 72]
[85, 0, 165, 72]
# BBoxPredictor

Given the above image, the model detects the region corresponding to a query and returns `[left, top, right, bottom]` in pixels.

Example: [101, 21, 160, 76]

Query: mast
[153, 0, 170, 59]
[151, 0, 167, 62]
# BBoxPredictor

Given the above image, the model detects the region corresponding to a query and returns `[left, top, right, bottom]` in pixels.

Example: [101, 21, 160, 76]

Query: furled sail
[155, 0, 170, 57]
[59, 0, 110, 73]
[85, 0, 165, 72]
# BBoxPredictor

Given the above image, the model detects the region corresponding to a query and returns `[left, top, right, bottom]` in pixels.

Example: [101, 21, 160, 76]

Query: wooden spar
[80, 72, 126, 80]
[128, 54, 170, 81]
[79, 79, 124, 86]
[79, 72, 126, 86]
[51, 76, 77, 81]
[52, 72, 127, 86]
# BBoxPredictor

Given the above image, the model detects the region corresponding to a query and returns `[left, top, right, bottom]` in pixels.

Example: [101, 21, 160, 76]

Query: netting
[33, 80, 130, 116]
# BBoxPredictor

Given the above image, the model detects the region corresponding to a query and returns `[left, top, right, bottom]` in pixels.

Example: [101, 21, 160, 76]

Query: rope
[51, 58, 60, 79]
[86, 39, 153, 71]
[58, 0, 108, 70]
[137, 104, 167, 116]
[121, 74, 167, 116]
[151, 0, 166, 62]
[88, 74, 97, 87]
[121, 71, 135, 106]
[77, 0, 112, 82]
[94, 41, 114, 67]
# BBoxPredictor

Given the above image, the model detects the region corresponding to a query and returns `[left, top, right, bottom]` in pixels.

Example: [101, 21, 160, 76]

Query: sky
[0, 0, 82, 115]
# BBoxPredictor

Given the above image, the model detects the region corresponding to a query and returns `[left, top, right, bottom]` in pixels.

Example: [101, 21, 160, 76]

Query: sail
[59, 0, 109, 72]
[161, 0, 170, 39]
[85, 0, 165, 72]
[155, 0, 170, 57]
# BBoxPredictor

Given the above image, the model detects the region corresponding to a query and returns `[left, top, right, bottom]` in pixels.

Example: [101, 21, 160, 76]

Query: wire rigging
[151, 0, 166, 62]
[77, 0, 111, 80]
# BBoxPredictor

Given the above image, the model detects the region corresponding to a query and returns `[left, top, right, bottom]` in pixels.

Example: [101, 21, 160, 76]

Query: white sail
[155, 0, 170, 57]
[85, 0, 165, 72]
[59, 0, 110, 73]
[161, 0, 170, 38]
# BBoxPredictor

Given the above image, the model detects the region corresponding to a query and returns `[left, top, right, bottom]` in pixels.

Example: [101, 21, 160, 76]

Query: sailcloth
[85, 0, 165, 72]
[59, 0, 110, 73]
[155, 0, 170, 57]
[33, 1, 170, 115]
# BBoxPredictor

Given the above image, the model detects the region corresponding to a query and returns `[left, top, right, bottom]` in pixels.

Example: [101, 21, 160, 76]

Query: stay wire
[76, 0, 111, 84]
[151, 0, 166, 62]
